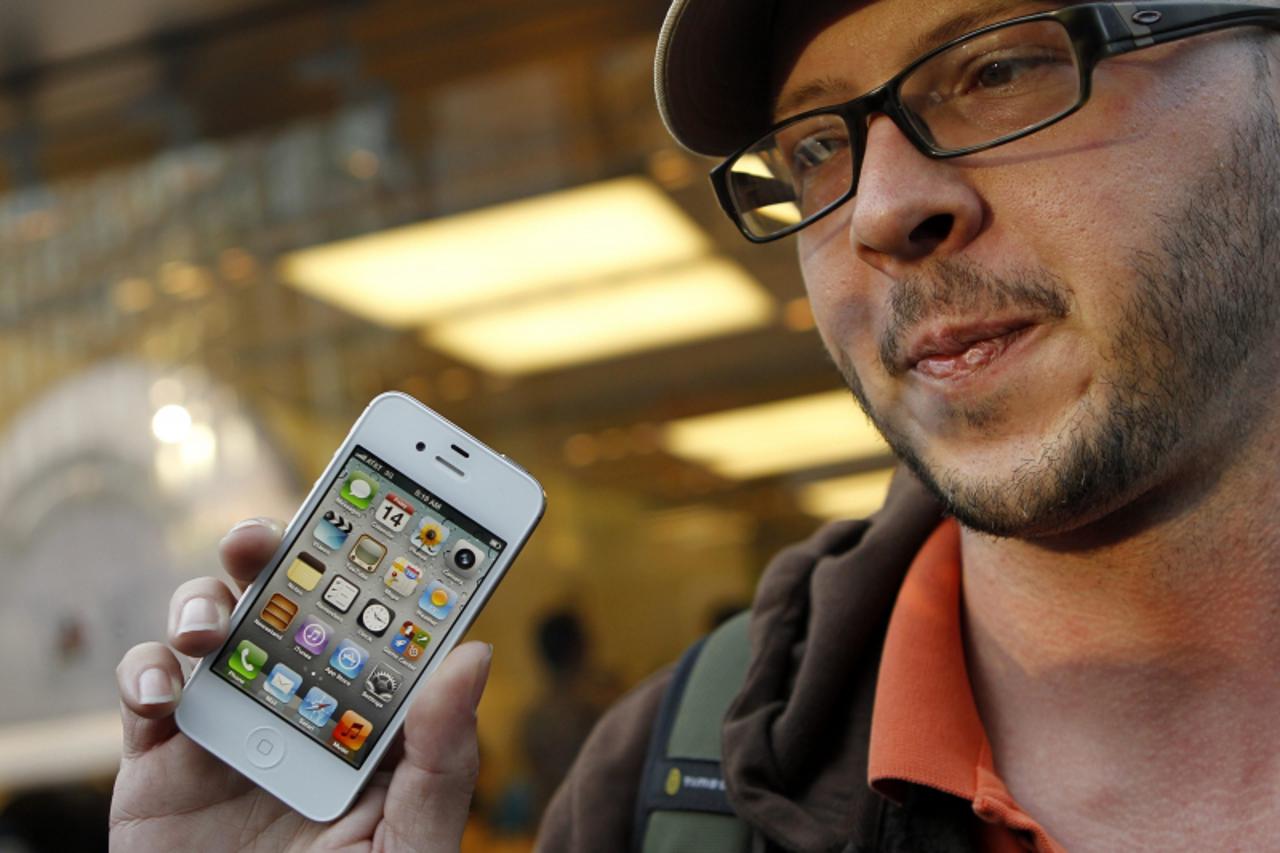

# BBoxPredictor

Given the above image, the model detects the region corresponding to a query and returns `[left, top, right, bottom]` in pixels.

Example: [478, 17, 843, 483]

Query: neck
[959, 432, 1280, 846]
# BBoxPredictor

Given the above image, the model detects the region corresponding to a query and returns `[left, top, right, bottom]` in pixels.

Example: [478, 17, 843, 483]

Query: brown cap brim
[655, 0, 780, 157]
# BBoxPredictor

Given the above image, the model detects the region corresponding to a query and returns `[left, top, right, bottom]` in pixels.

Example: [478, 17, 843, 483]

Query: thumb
[379, 641, 491, 851]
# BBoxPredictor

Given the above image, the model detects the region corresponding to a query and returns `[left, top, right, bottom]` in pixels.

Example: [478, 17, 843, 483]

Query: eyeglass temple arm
[1095, 2, 1280, 56]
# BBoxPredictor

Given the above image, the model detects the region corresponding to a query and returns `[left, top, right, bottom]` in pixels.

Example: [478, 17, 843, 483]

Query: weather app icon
[315, 510, 353, 550]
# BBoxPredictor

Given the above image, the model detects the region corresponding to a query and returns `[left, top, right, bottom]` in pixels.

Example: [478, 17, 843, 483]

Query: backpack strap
[633, 611, 754, 853]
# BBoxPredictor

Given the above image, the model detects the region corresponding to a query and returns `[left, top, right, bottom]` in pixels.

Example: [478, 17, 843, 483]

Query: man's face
[777, 1, 1280, 537]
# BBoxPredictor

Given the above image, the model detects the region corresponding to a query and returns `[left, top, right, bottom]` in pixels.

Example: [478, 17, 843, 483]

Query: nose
[849, 115, 984, 272]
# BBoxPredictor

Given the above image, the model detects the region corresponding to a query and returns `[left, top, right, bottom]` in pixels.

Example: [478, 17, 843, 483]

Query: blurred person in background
[111, 0, 1280, 851]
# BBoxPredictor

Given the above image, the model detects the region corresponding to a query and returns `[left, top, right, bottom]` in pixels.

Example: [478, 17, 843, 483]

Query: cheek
[798, 225, 885, 364]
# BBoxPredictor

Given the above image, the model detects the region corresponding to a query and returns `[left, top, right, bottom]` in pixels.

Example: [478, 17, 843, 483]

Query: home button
[245, 726, 286, 769]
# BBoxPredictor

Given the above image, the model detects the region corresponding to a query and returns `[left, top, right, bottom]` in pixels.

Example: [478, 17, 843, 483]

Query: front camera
[415, 441, 426, 452]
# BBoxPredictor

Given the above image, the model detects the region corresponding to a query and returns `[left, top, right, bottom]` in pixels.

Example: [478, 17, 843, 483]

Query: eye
[958, 49, 1070, 95]
[790, 133, 848, 175]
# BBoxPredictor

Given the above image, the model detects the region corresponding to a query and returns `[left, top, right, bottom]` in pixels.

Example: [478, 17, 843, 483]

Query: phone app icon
[411, 517, 449, 554]
[329, 638, 370, 678]
[299, 685, 338, 726]
[333, 710, 373, 751]
[264, 662, 303, 702]
[322, 575, 360, 614]
[389, 620, 431, 661]
[384, 556, 422, 597]
[260, 593, 298, 632]
[349, 534, 387, 573]
[294, 615, 332, 656]
[228, 640, 268, 681]
[315, 509, 353, 550]
[418, 580, 457, 620]
[341, 471, 378, 510]
[286, 552, 326, 591]
[364, 664, 403, 703]
[375, 493, 415, 533]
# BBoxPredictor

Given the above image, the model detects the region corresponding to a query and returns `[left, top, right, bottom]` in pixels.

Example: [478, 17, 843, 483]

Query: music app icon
[333, 710, 373, 751]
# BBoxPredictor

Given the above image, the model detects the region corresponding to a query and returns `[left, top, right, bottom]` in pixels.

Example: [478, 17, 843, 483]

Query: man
[112, 0, 1280, 850]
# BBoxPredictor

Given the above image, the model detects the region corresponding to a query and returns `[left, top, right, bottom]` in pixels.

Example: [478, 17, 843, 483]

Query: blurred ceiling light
[661, 390, 890, 479]
[151, 404, 192, 444]
[797, 468, 896, 519]
[113, 277, 154, 314]
[421, 258, 773, 374]
[279, 176, 711, 328]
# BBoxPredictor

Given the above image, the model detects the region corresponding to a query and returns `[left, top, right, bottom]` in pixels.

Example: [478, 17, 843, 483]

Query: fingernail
[138, 667, 175, 705]
[177, 597, 223, 635]
[221, 517, 279, 544]
[471, 645, 493, 711]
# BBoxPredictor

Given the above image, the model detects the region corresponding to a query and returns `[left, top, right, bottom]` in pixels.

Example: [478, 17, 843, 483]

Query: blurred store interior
[0, 0, 896, 849]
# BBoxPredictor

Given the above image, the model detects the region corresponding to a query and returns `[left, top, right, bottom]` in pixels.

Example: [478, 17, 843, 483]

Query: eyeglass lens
[725, 18, 1082, 239]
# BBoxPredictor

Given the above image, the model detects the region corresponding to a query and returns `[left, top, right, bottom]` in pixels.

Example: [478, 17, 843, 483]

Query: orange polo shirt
[867, 518, 1068, 853]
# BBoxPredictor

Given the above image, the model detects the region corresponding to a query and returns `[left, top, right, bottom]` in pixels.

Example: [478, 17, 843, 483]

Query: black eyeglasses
[711, 1, 1280, 242]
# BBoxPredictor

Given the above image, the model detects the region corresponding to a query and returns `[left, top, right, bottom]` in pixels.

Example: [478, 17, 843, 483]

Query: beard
[838, 101, 1280, 538]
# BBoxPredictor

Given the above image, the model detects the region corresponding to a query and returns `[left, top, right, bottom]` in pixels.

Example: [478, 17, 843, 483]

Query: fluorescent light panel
[422, 258, 773, 375]
[661, 390, 890, 479]
[797, 468, 895, 519]
[279, 177, 712, 328]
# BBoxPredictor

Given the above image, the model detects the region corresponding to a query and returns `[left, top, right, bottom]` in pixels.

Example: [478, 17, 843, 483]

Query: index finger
[218, 518, 283, 592]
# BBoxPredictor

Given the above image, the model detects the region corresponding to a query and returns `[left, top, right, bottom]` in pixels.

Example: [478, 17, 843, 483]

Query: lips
[900, 319, 1036, 378]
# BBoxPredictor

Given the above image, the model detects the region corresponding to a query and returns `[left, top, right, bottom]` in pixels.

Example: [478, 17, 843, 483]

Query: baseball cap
[654, 0, 782, 158]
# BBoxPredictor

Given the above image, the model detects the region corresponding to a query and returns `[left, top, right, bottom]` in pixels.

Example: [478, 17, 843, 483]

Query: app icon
[286, 551, 325, 591]
[333, 710, 373, 751]
[322, 575, 360, 613]
[364, 664, 403, 703]
[389, 620, 431, 661]
[418, 581, 457, 620]
[294, 615, 332, 656]
[411, 517, 449, 554]
[341, 471, 378, 510]
[349, 534, 387, 573]
[375, 493, 415, 533]
[299, 685, 338, 726]
[358, 601, 394, 636]
[260, 593, 298, 632]
[384, 556, 422, 597]
[228, 640, 267, 681]
[315, 509, 353, 550]
[329, 638, 370, 678]
[446, 539, 486, 574]
[264, 662, 303, 702]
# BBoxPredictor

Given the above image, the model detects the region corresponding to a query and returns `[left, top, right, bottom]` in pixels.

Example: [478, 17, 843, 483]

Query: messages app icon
[341, 471, 378, 510]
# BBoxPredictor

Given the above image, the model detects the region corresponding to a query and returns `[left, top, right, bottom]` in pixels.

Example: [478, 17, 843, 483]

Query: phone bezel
[176, 392, 545, 821]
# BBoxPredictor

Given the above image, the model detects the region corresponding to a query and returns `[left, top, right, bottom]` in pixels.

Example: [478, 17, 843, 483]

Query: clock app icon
[358, 601, 394, 636]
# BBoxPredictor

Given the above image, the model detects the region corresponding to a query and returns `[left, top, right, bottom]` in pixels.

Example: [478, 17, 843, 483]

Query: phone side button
[245, 726, 286, 769]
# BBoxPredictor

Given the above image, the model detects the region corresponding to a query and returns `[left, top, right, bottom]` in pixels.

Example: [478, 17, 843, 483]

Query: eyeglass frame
[709, 1, 1280, 243]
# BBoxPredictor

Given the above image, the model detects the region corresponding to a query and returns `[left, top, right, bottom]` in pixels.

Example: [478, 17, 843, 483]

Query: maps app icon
[316, 510, 353, 550]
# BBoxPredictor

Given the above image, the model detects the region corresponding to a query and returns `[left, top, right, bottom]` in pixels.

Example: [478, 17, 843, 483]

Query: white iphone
[176, 392, 545, 821]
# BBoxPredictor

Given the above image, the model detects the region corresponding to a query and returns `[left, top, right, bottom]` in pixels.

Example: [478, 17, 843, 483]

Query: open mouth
[909, 324, 1035, 381]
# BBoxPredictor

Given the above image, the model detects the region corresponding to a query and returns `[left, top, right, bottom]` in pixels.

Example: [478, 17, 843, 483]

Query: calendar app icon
[375, 493, 415, 534]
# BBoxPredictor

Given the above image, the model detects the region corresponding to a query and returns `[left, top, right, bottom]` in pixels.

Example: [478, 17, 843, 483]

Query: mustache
[878, 258, 1072, 373]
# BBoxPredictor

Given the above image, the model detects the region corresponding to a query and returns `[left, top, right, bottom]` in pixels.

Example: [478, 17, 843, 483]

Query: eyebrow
[773, 0, 1065, 119]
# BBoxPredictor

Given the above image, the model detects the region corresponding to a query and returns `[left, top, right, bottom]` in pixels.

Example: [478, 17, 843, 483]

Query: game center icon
[389, 620, 431, 662]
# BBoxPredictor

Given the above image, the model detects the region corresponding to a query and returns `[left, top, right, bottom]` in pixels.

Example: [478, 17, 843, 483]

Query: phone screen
[214, 445, 507, 768]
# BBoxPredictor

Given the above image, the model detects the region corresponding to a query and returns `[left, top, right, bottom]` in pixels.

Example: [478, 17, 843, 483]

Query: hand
[110, 518, 490, 852]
